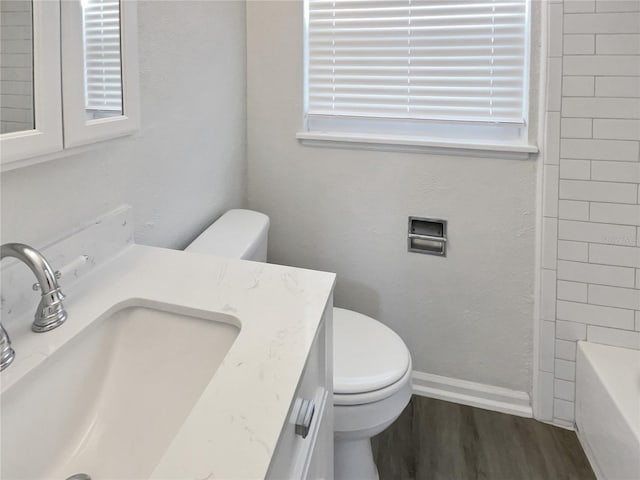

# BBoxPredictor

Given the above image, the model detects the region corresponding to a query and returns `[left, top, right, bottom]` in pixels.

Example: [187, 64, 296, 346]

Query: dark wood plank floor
[371, 396, 595, 480]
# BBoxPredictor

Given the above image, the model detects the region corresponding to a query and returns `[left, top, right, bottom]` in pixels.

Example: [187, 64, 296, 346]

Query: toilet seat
[333, 307, 411, 405]
[334, 358, 412, 406]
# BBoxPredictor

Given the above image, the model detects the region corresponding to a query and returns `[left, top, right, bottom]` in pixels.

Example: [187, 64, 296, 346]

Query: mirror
[81, 0, 123, 120]
[0, 0, 35, 134]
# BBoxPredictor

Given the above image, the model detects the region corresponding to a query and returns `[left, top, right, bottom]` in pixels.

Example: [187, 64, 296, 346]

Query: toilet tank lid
[333, 307, 411, 395]
[186, 209, 270, 259]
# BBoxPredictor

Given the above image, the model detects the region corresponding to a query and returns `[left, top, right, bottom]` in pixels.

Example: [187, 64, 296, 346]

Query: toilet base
[333, 367, 413, 480]
[334, 436, 379, 480]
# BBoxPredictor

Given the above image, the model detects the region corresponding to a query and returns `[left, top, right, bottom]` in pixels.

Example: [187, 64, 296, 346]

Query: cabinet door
[267, 303, 334, 480]
[304, 397, 334, 480]
[0, 0, 63, 169]
[60, 0, 140, 148]
[304, 301, 334, 480]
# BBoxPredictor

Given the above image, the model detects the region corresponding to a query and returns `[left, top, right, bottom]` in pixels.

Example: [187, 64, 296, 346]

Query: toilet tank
[185, 209, 270, 262]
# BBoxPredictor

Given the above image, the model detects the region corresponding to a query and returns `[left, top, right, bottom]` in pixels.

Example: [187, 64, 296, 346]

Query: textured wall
[1, 1, 247, 248]
[246, 1, 538, 393]
[537, 0, 640, 427]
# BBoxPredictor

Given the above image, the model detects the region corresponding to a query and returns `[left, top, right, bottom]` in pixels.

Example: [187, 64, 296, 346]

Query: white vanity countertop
[2, 244, 336, 479]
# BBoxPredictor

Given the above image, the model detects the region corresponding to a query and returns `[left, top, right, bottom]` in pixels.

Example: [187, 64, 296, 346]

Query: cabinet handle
[294, 398, 315, 439]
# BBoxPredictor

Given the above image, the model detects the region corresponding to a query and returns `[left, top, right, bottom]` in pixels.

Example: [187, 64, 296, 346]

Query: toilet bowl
[332, 307, 412, 480]
[184, 209, 412, 480]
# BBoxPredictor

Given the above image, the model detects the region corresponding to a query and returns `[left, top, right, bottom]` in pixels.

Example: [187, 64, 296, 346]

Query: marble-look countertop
[2, 244, 335, 479]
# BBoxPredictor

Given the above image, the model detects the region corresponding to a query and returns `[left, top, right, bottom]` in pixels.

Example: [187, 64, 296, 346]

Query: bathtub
[576, 342, 640, 480]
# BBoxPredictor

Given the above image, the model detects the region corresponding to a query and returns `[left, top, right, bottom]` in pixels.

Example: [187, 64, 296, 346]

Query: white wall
[1, 1, 247, 248]
[537, 0, 640, 427]
[246, 1, 538, 393]
[1, 0, 542, 397]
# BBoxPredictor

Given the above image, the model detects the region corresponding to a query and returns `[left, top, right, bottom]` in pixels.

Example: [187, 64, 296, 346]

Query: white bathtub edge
[575, 424, 605, 480]
[576, 341, 640, 480]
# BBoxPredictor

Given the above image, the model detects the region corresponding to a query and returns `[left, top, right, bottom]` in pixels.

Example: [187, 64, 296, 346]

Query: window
[300, 0, 534, 152]
[81, 0, 123, 119]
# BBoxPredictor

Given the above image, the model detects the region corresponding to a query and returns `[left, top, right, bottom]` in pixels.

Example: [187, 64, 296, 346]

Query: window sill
[296, 131, 538, 160]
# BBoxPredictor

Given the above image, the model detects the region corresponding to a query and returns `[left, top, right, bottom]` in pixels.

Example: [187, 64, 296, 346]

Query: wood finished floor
[371, 396, 595, 480]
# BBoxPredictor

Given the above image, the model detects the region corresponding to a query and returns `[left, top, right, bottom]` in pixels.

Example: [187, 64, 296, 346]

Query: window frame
[298, 0, 538, 157]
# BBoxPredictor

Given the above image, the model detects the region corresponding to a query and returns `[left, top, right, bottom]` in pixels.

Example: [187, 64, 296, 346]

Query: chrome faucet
[1, 243, 67, 333]
[0, 323, 15, 371]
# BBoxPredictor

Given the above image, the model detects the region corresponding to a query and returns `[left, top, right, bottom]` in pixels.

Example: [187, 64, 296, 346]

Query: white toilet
[186, 209, 413, 480]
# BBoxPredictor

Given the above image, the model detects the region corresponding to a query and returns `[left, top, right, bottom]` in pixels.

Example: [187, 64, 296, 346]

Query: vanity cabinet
[267, 302, 334, 480]
[0, 227, 337, 479]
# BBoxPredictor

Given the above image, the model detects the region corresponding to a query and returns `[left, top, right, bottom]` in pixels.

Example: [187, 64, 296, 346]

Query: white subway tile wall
[561, 117, 593, 138]
[555, 339, 579, 360]
[541, 269, 558, 320]
[539, 0, 640, 426]
[564, 0, 595, 14]
[555, 358, 577, 381]
[540, 320, 557, 371]
[554, 378, 576, 401]
[0, 0, 34, 134]
[558, 279, 589, 300]
[556, 319, 587, 341]
[553, 398, 575, 421]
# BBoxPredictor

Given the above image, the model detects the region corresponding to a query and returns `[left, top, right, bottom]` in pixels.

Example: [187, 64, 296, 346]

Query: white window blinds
[306, 0, 529, 129]
[82, 0, 122, 112]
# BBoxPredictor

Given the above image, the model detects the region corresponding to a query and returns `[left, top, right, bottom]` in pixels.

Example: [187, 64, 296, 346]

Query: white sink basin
[1, 302, 239, 480]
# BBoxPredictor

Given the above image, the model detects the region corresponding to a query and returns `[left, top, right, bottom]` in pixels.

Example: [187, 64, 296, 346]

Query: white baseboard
[411, 370, 533, 418]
